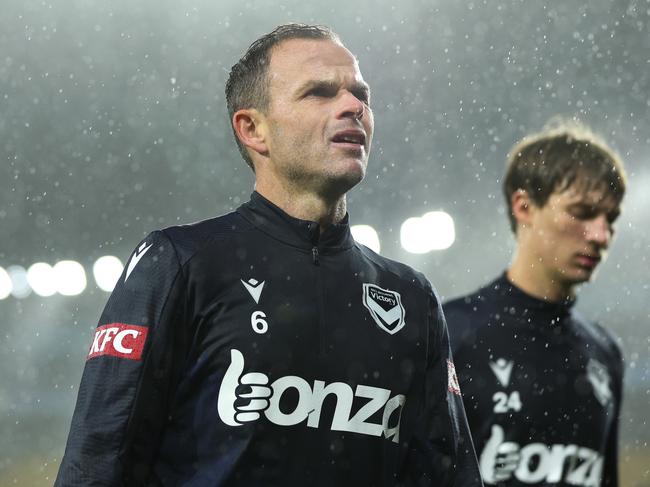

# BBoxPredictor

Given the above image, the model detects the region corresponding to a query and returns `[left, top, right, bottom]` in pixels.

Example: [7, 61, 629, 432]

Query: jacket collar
[489, 272, 576, 315]
[236, 191, 355, 253]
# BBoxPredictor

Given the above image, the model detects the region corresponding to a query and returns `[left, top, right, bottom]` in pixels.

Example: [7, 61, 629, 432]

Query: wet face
[525, 185, 621, 287]
[262, 38, 373, 196]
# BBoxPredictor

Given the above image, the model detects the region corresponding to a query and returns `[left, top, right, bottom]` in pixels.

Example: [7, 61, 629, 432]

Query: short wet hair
[503, 119, 627, 232]
[225, 23, 341, 170]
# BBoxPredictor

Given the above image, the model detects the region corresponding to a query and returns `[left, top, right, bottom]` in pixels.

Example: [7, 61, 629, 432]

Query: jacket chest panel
[188, 246, 427, 393]
[470, 325, 616, 444]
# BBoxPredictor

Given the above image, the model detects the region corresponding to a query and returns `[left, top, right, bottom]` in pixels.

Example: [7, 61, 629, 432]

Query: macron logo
[490, 358, 514, 387]
[125, 242, 153, 282]
[241, 278, 265, 304]
[87, 323, 149, 361]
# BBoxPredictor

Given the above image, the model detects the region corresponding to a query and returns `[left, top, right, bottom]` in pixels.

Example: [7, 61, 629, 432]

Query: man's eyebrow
[296, 79, 335, 92]
[567, 201, 621, 217]
[296, 79, 371, 98]
[353, 82, 371, 100]
[567, 202, 603, 210]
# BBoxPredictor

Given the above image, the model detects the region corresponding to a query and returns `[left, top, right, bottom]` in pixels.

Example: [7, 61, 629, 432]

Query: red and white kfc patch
[87, 323, 149, 361]
[447, 359, 461, 395]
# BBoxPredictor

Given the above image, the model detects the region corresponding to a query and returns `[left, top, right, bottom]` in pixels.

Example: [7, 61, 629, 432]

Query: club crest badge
[362, 283, 406, 335]
[586, 358, 612, 406]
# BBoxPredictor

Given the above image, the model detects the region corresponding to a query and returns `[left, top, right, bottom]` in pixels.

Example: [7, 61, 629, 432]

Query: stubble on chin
[280, 151, 367, 196]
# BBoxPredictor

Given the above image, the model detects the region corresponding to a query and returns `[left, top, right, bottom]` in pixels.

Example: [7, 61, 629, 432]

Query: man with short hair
[56, 24, 481, 486]
[443, 122, 626, 487]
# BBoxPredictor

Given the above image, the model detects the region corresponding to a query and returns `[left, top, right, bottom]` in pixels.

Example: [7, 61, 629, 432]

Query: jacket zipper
[310, 229, 324, 356]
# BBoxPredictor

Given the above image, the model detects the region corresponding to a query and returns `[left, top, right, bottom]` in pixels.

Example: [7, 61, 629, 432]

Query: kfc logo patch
[87, 323, 149, 361]
[447, 359, 461, 396]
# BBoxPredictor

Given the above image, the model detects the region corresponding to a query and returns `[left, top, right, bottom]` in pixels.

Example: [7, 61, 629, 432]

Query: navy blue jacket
[444, 274, 622, 487]
[56, 192, 481, 486]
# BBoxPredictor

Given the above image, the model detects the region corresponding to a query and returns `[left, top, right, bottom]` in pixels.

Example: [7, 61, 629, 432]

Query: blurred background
[1, 0, 648, 484]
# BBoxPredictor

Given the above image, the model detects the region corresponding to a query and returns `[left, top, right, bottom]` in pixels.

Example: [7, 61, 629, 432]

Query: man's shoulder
[443, 289, 485, 313]
[157, 211, 255, 265]
[442, 278, 502, 346]
[355, 243, 433, 297]
[443, 280, 496, 319]
[571, 309, 623, 361]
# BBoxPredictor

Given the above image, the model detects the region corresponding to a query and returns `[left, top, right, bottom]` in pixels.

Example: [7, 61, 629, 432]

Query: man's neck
[507, 252, 575, 303]
[255, 180, 347, 229]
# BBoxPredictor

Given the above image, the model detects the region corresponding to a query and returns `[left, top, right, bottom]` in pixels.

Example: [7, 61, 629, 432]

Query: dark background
[1, 0, 648, 484]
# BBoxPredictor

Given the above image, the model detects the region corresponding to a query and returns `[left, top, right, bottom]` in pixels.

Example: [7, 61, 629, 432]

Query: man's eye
[569, 207, 595, 219]
[606, 211, 620, 225]
[307, 87, 334, 97]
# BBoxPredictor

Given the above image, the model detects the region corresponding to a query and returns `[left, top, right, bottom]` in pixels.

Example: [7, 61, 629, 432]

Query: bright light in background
[350, 224, 381, 253]
[0, 267, 12, 299]
[8, 265, 31, 299]
[54, 260, 87, 296]
[26, 262, 57, 297]
[93, 256, 124, 292]
[421, 211, 455, 250]
[400, 211, 456, 254]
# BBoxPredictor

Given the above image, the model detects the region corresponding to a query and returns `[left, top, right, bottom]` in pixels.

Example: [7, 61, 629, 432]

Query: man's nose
[337, 91, 365, 120]
[584, 215, 612, 248]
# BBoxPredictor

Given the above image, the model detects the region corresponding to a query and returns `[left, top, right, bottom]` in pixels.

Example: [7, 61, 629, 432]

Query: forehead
[551, 183, 621, 211]
[268, 38, 364, 88]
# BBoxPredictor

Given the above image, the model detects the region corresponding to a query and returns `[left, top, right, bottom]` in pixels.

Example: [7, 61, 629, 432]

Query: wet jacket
[444, 274, 622, 487]
[56, 192, 481, 487]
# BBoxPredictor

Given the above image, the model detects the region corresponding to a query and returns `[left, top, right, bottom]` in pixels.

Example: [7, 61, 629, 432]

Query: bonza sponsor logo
[480, 424, 603, 487]
[217, 349, 406, 442]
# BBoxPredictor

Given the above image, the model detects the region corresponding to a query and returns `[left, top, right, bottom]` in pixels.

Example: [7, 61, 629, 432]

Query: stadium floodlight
[350, 224, 381, 254]
[7, 265, 31, 298]
[400, 211, 456, 254]
[0, 267, 12, 299]
[7, 265, 32, 299]
[400, 217, 432, 254]
[54, 260, 87, 296]
[93, 256, 124, 292]
[27, 262, 57, 297]
[421, 211, 455, 250]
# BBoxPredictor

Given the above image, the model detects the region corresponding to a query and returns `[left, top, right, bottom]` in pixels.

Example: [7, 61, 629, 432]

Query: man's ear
[511, 189, 534, 231]
[232, 108, 269, 159]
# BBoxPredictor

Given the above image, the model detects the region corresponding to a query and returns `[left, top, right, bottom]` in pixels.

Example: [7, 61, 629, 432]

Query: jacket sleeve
[603, 340, 624, 487]
[55, 230, 188, 486]
[403, 287, 483, 487]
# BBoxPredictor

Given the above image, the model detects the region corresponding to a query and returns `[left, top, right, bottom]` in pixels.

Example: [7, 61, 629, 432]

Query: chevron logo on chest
[362, 283, 406, 335]
[489, 358, 514, 387]
[241, 278, 265, 304]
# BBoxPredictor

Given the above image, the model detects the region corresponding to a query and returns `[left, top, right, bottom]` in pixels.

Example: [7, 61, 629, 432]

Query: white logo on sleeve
[362, 283, 406, 335]
[217, 349, 406, 442]
[586, 358, 612, 406]
[124, 242, 153, 282]
[489, 358, 514, 387]
[241, 278, 265, 304]
[447, 359, 461, 395]
[480, 424, 604, 487]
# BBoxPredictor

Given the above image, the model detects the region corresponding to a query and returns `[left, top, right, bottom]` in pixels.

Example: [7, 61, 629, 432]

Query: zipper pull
[312, 246, 320, 265]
